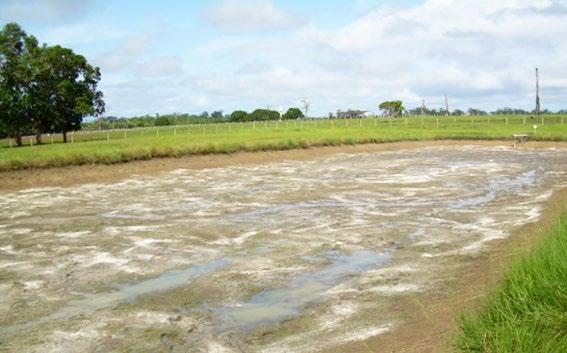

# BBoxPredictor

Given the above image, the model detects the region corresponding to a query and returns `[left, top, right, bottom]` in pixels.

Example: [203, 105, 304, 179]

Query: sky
[1, 0, 566, 116]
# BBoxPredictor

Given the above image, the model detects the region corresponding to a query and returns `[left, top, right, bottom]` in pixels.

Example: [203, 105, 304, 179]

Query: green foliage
[282, 108, 304, 120]
[249, 109, 280, 121]
[0, 23, 35, 144]
[379, 100, 404, 116]
[211, 110, 223, 119]
[0, 23, 104, 145]
[230, 110, 248, 122]
[155, 116, 173, 126]
[455, 212, 567, 353]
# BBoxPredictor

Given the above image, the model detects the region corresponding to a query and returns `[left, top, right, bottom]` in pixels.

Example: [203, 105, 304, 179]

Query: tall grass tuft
[455, 213, 567, 353]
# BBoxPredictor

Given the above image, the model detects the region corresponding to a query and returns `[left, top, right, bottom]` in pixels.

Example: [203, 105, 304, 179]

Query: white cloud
[207, 0, 303, 32]
[95, 35, 183, 78]
[98, 0, 567, 116]
[193, 0, 567, 113]
[0, 0, 93, 23]
[41, 22, 128, 46]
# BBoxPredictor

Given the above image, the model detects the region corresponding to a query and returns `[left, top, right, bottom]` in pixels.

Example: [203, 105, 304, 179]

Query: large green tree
[41, 45, 104, 142]
[0, 23, 104, 145]
[0, 23, 35, 146]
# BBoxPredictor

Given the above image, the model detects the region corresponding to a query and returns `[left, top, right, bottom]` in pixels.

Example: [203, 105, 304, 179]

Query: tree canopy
[0, 23, 104, 145]
[379, 101, 404, 117]
[228, 108, 303, 122]
[282, 108, 304, 120]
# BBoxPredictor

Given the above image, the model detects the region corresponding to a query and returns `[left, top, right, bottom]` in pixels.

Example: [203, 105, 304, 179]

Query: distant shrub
[282, 108, 304, 120]
[249, 109, 280, 121]
[230, 110, 249, 122]
[155, 116, 173, 126]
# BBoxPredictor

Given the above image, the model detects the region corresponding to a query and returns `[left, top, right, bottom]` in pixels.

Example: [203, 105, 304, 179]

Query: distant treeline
[83, 108, 304, 130]
[81, 106, 567, 131]
[406, 107, 567, 116]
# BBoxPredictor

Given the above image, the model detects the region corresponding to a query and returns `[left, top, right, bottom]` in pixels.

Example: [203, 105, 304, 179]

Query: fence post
[506, 116, 509, 125]
[523, 116, 527, 125]
[562, 117, 564, 125]
[405, 117, 408, 126]
[541, 116, 545, 126]
[253, 122, 256, 130]
[71, 132, 74, 143]
[359, 119, 362, 127]
[389, 117, 392, 127]
[157, 129, 160, 137]
[174, 127, 177, 136]
[436, 118, 439, 129]
[51, 135, 54, 144]
[124, 131, 127, 138]
[9, 138, 13, 148]
[107, 132, 110, 141]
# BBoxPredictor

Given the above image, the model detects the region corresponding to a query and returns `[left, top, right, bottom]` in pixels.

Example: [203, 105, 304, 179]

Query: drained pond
[1, 145, 566, 353]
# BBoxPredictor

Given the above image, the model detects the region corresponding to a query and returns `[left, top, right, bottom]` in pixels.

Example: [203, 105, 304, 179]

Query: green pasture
[1, 115, 566, 170]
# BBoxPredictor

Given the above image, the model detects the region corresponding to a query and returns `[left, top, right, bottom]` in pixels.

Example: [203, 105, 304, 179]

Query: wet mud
[1, 145, 566, 353]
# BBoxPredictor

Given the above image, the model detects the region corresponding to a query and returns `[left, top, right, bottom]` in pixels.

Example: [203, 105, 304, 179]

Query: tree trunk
[62, 131, 67, 143]
[15, 133, 22, 147]
[35, 131, 42, 144]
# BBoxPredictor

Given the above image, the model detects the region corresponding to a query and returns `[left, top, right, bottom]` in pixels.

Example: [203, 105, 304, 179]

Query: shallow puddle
[217, 250, 391, 330]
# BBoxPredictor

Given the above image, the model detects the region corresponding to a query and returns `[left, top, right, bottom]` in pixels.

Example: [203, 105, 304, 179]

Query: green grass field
[0, 115, 566, 170]
[454, 212, 567, 353]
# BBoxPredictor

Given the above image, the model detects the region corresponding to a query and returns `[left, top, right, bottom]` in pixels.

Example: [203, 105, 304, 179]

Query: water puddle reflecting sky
[217, 250, 391, 331]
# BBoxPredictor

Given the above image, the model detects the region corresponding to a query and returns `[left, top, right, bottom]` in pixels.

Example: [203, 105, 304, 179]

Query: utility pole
[444, 93, 449, 116]
[421, 99, 425, 116]
[535, 68, 541, 115]
[300, 99, 310, 118]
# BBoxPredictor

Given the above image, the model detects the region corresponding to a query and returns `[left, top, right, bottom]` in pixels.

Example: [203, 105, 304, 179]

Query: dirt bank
[1, 140, 566, 192]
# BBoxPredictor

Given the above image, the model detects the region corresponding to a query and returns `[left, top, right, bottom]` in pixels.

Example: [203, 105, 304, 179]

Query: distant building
[336, 110, 367, 119]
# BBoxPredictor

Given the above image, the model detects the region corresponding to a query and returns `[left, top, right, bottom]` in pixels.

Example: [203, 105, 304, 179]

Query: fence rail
[1, 115, 565, 148]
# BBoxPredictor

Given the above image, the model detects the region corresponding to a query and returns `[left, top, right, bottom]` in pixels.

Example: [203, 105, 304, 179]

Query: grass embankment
[0, 115, 566, 171]
[455, 212, 567, 353]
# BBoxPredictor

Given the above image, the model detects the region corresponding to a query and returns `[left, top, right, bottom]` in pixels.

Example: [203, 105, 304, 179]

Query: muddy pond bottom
[0, 145, 566, 353]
